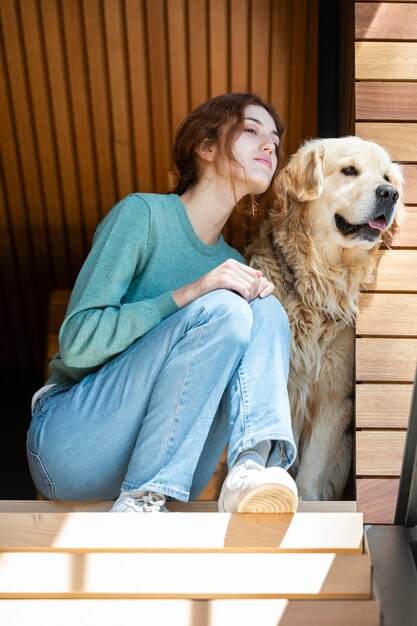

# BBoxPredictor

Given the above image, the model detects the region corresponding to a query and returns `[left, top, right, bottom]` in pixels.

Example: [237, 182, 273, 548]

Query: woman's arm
[59, 196, 178, 369]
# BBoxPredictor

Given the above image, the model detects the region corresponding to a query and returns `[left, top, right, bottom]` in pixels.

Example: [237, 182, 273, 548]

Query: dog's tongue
[368, 218, 386, 232]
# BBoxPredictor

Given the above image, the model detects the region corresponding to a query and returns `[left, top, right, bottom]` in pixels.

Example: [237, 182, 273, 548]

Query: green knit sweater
[48, 193, 244, 384]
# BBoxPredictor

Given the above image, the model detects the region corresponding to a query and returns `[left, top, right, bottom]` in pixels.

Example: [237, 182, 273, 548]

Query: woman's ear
[196, 139, 217, 163]
[279, 139, 325, 201]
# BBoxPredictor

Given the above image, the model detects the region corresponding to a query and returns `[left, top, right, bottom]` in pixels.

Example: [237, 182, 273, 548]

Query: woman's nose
[261, 139, 275, 154]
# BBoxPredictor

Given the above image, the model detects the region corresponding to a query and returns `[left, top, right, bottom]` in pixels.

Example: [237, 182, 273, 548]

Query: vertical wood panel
[209, 0, 229, 97]
[230, 0, 249, 92]
[103, 0, 135, 198]
[20, 0, 69, 285]
[83, 0, 118, 212]
[250, 0, 271, 97]
[125, 0, 154, 192]
[166, 0, 189, 144]
[188, 0, 209, 109]
[1, 0, 318, 381]
[145, 0, 172, 192]
[40, 0, 85, 271]
[61, 0, 100, 246]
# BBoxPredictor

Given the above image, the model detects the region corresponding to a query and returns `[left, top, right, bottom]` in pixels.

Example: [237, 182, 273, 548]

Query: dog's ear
[382, 161, 405, 245]
[278, 140, 325, 202]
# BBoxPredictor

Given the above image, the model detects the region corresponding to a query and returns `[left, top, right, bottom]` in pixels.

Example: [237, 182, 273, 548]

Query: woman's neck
[179, 178, 242, 245]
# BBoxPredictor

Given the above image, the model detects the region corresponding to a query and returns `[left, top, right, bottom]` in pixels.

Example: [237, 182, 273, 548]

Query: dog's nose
[375, 184, 399, 204]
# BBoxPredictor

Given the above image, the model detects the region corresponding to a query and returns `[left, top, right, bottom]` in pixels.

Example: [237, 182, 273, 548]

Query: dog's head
[276, 136, 404, 251]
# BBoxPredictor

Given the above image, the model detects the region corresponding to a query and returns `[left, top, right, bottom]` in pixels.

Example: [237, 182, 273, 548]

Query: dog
[247, 136, 404, 500]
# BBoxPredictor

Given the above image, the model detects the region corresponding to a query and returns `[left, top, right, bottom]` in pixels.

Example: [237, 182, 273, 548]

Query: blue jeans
[27, 290, 296, 501]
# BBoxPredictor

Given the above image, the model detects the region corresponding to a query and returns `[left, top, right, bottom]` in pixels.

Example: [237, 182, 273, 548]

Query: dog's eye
[383, 174, 390, 183]
[341, 166, 358, 176]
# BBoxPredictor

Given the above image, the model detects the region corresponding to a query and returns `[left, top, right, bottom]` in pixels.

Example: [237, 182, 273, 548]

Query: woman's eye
[245, 127, 257, 135]
[341, 166, 358, 176]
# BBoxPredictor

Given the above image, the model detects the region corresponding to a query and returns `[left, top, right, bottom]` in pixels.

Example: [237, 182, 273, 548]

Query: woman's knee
[251, 295, 290, 336]
[199, 289, 254, 345]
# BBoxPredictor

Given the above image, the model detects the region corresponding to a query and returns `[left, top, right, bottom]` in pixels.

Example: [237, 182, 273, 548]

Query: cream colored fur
[247, 136, 404, 500]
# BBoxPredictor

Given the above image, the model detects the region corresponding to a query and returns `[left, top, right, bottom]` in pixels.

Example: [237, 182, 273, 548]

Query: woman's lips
[254, 157, 272, 169]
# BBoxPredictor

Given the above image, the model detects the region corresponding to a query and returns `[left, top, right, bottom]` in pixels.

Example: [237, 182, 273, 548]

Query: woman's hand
[172, 259, 275, 308]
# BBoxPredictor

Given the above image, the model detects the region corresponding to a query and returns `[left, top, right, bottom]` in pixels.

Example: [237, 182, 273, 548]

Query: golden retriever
[247, 136, 404, 500]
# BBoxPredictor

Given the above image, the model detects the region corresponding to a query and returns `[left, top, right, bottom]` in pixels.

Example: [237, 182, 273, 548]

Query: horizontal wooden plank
[356, 293, 417, 336]
[356, 123, 417, 161]
[355, 3, 417, 40]
[355, 82, 417, 121]
[0, 500, 357, 513]
[356, 383, 413, 428]
[0, 512, 364, 553]
[356, 478, 400, 524]
[356, 338, 417, 382]
[0, 598, 381, 626]
[0, 552, 372, 598]
[364, 250, 417, 291]
[355, 42, 417, 80]
[356, 431, 406, 476]
[391, 205, 417, 247]
[403, 164, 417, 203]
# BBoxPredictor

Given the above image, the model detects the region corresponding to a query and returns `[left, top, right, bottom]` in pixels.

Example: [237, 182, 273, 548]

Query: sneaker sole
[237, 483, 298, 513]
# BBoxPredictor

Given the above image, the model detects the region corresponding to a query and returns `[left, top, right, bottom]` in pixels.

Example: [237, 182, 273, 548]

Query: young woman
[27, 93, 298, 513]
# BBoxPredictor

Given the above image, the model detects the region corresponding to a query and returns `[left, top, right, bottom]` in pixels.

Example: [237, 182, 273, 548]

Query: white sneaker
[218, 460, 298, 513]
[110, 491, 168, 513]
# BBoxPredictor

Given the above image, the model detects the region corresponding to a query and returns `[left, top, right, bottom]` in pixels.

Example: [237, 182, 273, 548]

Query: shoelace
[132, 491, 166, 512]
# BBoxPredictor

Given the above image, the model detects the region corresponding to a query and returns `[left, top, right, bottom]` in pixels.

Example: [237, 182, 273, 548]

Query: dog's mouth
[334, 212, 389, 241]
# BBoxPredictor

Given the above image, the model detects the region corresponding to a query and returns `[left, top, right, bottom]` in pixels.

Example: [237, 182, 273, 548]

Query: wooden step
[0, 598, 380, 626]
[0, 499, 357, 513]
[0, 503, 371, 601]
[0, 512, 364, 553]
[0, 551, 372, 599]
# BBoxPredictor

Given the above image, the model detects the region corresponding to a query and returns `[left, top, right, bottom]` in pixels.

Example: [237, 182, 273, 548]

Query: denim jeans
[27, 290, 296, 501]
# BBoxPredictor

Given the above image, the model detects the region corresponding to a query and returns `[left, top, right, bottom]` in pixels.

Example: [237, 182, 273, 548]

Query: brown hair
[172, 93, 285, 214]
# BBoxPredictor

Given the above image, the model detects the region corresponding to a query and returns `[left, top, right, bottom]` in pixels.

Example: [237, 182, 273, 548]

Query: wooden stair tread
[0, 599, 380, 626]
[0, 552, 372, 599]
[0, 512, 364, 553]
[0, 499, 357, 513]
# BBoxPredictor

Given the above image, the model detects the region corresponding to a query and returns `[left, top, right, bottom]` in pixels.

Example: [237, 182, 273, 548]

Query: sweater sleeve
[58, 195, 179, 369]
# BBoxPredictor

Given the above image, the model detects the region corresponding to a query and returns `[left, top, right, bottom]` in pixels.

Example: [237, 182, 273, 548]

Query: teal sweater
[48, 193, 245, 384]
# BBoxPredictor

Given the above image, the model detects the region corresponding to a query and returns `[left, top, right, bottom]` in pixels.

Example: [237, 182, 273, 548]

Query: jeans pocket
[26, 447, 56, 500]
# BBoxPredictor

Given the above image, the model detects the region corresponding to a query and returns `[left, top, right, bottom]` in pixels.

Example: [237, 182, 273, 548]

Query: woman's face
[229, 104, 280, 195]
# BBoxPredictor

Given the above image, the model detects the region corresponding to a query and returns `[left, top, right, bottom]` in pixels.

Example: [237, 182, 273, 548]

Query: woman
[27, 93, 298, 513]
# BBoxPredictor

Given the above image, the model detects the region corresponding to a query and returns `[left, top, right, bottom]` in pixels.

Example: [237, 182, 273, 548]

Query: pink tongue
[368, 218, 386, 232]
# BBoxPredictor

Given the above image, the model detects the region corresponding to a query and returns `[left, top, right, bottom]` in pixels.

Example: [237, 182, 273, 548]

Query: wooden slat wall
[0, 0, 318, 376]
[355, 1, 417, 524]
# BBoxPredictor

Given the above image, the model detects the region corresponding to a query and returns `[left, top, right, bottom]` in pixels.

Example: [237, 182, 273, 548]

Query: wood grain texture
[355, 383, 413, 428]
[0, 0, 319, 375]
[356, 431, 406, 475]
[356, 478, 400, 524]
[355, 82, 417, 121]
[0, 599, 381, 626]
[355, 3, 417, 39]
[364, 250, 417, 291]
[0, 500, 357, 513]
[0, 552, 372, 598]
[355, 42, 417, 80]
[356, 338, 417, 382]
[0, 512, 364, 553]
[391, 206, 417, 247]
[403, 165, 417, 203]
[355, 123, 417, 161]
[356, 293, 417, 336]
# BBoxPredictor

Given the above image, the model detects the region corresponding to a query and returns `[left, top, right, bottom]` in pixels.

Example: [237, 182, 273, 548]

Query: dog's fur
[247, 136, 404, 500]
